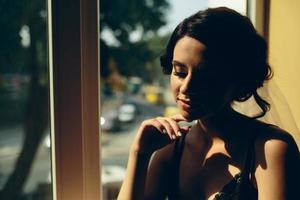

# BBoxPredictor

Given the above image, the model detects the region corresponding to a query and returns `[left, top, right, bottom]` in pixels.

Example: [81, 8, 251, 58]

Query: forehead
[173, 36, 206, 69]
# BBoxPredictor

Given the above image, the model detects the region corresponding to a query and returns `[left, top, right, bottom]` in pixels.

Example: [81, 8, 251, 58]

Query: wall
[268, 0, 300, 145]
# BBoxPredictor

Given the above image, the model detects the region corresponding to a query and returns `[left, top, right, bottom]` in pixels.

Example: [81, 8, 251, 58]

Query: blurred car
[102, 165, 126, 200]
[127, 77, 142, 94]
[101, 110, 121, 132]
[43, 134, 51, 148]
[118, 103, 137, 123]
[143, 86, 165, 105]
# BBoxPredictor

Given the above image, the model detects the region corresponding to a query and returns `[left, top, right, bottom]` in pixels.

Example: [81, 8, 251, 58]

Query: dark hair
[160, 7, 273, 118]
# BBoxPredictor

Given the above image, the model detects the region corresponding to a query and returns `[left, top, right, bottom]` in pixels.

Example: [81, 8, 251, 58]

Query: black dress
[167, 133, 258, 200]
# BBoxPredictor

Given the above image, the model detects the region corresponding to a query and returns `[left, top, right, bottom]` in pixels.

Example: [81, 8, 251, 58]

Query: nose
[179, 73, 197, 95]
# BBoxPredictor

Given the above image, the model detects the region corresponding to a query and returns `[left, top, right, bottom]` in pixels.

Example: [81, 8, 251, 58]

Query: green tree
[100, 0, 171, 82]
[0, 1, 50, 200]
[100, 0, 169, 44]
[0, 2, 27, 73]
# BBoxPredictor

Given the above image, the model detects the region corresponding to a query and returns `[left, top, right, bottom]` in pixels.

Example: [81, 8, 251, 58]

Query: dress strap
[242, 136, 257, 178]
[236, 127, 259, 200]
[173, 132, 186, 167]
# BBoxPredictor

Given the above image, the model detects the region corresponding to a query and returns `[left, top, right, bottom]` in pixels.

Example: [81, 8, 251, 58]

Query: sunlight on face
[171, 36, 233, 120]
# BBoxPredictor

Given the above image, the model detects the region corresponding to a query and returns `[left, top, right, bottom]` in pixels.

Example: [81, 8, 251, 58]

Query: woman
[117, 7, 299, 200]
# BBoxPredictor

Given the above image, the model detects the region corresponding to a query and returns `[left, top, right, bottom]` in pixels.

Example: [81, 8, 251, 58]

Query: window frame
[247, 0, 270, 39]
[47, 0, 270, 199]
[49, 0, 101, 199]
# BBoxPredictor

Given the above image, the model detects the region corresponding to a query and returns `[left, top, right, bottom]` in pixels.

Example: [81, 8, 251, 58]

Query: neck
[196, 106, 244, 140]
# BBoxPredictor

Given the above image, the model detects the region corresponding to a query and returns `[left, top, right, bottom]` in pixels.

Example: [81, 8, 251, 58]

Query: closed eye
[173, 71, 187, 78]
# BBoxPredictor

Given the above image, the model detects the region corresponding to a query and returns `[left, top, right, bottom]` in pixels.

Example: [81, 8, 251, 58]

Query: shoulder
[150, 141, 177, 164]
[146, 142, 176, 177]
[144, 142, 177, 199]
[254, 123, 299, 164]
[253, 122, 300, 199]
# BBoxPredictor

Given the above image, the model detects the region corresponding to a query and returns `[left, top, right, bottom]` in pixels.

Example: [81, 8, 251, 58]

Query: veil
[232, 79, 300, 147]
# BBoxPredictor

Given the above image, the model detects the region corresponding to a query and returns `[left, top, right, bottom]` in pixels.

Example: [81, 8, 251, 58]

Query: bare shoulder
[149, 141, 176, 167]
[253, 122, 300, 199]
[144, 142, 177, 199]
[254, 122, 299, 163]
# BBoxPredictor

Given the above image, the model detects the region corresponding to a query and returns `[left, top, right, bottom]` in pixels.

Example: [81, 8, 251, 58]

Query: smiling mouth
[178, 98, 191, 104]
[177, 98, 204, 111]
[178, 99, 192, 110]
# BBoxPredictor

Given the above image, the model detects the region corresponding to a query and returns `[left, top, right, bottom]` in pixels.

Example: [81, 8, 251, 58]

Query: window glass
[208, 0, 247, 15]
[100, 1, 247, 199]
[0, 0, 52, 199]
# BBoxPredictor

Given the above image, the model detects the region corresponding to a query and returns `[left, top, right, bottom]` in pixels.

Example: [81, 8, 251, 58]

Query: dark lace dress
[167, 133, 258, 200]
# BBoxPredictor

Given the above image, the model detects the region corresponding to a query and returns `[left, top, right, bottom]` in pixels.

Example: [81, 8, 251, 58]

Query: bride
[118, 7, 299, 200]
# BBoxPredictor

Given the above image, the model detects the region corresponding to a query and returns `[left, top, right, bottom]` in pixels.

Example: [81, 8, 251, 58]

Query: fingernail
[172, 135, 176, 139]
[177, 131, 182, 136]
[162, 129, 167, 134]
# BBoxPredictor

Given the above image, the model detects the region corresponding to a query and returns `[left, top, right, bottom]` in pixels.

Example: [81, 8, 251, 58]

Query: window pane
[208, 0, 247, 14]
[0, 0, 52, 199]
[100, 1, 247, 199]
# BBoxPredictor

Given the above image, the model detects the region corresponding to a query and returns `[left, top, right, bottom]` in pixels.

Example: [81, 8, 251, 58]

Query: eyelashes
[173, 71, 187, 78]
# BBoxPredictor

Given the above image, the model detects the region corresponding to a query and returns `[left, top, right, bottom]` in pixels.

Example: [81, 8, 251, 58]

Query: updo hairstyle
[160, 7, 273, 118]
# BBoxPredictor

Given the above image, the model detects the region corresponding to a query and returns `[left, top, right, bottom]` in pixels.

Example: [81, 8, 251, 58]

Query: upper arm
[144, 143, 174, 200]
[254, 129, 299, 200]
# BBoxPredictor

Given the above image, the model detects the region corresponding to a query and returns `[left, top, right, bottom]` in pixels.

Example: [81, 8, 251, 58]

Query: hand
[131, 115, 191, 156]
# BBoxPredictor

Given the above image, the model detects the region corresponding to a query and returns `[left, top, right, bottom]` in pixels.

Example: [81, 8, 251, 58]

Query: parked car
[101, 110, 121, 132]
[102, 165, 126, 200]
[143, 86, 165, 105]
[118, 103, 137, 123]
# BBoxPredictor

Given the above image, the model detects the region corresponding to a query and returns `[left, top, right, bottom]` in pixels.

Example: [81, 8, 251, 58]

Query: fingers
[154, 117, 175, 140]
[149, 119, 166, 134]
[155, 117, 189, 140]
[140, 116, 192, 141]
[171, 114, 188, 122]
[155, 117, 176, 140]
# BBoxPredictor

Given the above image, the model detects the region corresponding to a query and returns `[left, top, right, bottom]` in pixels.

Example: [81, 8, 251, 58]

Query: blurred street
[101, 93, 165, 168]
[0, 92, 168, 194]
[0, 126, 51, 193]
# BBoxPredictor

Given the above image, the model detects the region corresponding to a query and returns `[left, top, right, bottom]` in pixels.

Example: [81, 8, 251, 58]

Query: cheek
[170, 75, 180, 98]
[201, 88, 232, 110]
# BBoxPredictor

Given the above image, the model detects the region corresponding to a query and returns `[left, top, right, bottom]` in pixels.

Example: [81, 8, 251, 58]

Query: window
[50, 0, 100, 199]
[0, 0, 52, 199]
[0, 0, 100, 199]
[100, 1, 250, 199]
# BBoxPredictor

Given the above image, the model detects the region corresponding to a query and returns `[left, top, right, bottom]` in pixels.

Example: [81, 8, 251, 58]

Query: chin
[180, 108, 213, 121]
[180, 110, 202, 121]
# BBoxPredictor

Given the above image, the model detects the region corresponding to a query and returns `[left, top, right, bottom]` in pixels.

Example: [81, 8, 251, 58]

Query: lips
[177, 97, 204, 111]
[177, 99, 192, 110]
[178, 98, 191, 104]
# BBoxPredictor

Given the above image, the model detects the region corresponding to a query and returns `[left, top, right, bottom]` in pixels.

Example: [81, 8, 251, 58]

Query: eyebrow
[172, 60, 186, 68]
